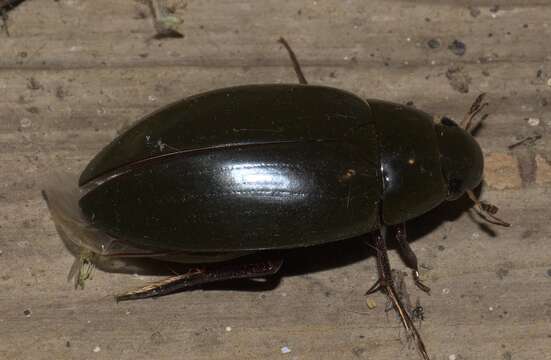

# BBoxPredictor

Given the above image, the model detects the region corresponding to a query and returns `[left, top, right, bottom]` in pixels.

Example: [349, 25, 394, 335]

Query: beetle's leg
[115, 257, 283, 301]
[367, 229, 430, 360]
[278, 37, 308, 84]
[392, 223, 431, 294]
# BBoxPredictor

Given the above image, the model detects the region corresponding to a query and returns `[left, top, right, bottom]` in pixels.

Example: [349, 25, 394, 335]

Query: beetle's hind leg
[278, 37, 308, 84]
[392, 223, 431, 293]
[115, 257, 283, 302]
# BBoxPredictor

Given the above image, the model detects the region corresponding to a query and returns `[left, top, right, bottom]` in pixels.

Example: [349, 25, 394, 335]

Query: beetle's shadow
[64, 193, 492, 294]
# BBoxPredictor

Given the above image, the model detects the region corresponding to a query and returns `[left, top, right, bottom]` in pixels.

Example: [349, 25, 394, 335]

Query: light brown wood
[1, 1, 550, 359]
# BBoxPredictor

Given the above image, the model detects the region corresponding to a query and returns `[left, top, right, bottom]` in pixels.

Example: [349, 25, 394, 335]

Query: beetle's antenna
[466, 190, 511, 227]
[461, 93, 488, 132]
[278, 37, 308, 85]
[461, 94, 510, 227]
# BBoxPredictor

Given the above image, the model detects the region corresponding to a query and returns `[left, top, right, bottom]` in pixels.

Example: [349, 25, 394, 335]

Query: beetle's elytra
[46, 38, 508, 360]
[79, 84, 482, 254]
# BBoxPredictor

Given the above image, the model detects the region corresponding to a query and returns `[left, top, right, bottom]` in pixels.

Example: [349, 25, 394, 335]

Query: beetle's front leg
[116, 257, 283, 301]
[392, 223, 431, 293]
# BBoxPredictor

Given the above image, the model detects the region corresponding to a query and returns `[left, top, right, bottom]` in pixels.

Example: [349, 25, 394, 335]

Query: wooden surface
[1, 1, 550, 359]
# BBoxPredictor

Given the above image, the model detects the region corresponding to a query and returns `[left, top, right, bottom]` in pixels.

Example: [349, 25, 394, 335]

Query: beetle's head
[434, 117, 483, 201]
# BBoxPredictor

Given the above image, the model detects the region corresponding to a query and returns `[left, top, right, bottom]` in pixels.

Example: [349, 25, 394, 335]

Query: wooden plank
[0, 1, 549, 359]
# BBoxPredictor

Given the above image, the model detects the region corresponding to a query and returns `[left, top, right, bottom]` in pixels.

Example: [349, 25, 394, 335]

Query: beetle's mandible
[45, 38, 509, 360]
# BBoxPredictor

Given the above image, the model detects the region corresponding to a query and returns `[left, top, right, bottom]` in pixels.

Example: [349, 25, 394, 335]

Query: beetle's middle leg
[392, 223, 431, 293]
[278, 37, 308, 84]
[365, 229, 429, 360]
[116, 257, 283, 301]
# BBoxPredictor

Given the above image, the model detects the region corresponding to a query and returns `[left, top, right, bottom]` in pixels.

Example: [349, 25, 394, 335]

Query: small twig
[148, 0, 184, 39]
[508, 134, 542, 149]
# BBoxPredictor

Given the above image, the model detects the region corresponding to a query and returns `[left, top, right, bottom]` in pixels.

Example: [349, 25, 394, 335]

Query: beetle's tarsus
[68, 249, 96, 290]
[278, 37, 308, 85]
[461, 93, 488, 131]
[365, 279, 382, 295]
[116, 258, 284, 302]
[413, 270, 431, 294]
[467, 190, 511, 227]
[392, 224, 431, 294]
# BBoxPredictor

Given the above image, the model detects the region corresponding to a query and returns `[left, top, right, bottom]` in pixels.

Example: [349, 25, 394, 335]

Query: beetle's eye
[441, 117, 458, 127]
[448, 178, 463, 196]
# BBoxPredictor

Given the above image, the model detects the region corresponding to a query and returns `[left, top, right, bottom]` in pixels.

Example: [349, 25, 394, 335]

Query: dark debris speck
[546, 269, 551, 278]
[448, 40, 466, 56]
[427, 38, 440, 49]
[469, 7, 481, 17]
[23, 309, 31, 317]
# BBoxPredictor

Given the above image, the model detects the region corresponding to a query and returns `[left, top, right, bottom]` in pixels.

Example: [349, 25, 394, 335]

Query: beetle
[47, 38, 508, 360]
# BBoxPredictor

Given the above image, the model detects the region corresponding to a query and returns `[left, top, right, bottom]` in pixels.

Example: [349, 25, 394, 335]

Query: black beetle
[46, 38, 508, 360]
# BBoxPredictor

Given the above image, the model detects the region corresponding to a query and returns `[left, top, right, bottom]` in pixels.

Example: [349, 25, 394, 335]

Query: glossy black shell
[79, 84, 448, 252]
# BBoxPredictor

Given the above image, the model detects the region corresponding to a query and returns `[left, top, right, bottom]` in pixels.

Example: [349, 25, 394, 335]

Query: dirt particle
[26, 106, 39, 114]
[527, 117, 540, 126]
[503, 351, 512, 360]
[366, 298, 377, 309]
[27, 77, 42, 90]
[489, 5, 500, 13]
[469, 7, 481, 17]
[19, 118, 32, 128]
[56, 86, 68, 100]
[448, 40, 466, 56]
[427, 38, 440, 49]
[446, 65, 471, 93]
[23, 309, 31, 317]
[66, 341, 71, 348]
[93, 346, 101, 353]
[352, 347, 366, 358]
[496, 262, 513, 280]
[521, 230, 533, 239]
[437, 245, 445, 251]
[150, 331, 163, 345]
[482, 70, 490, 77]
[546, 269, 551, 278]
